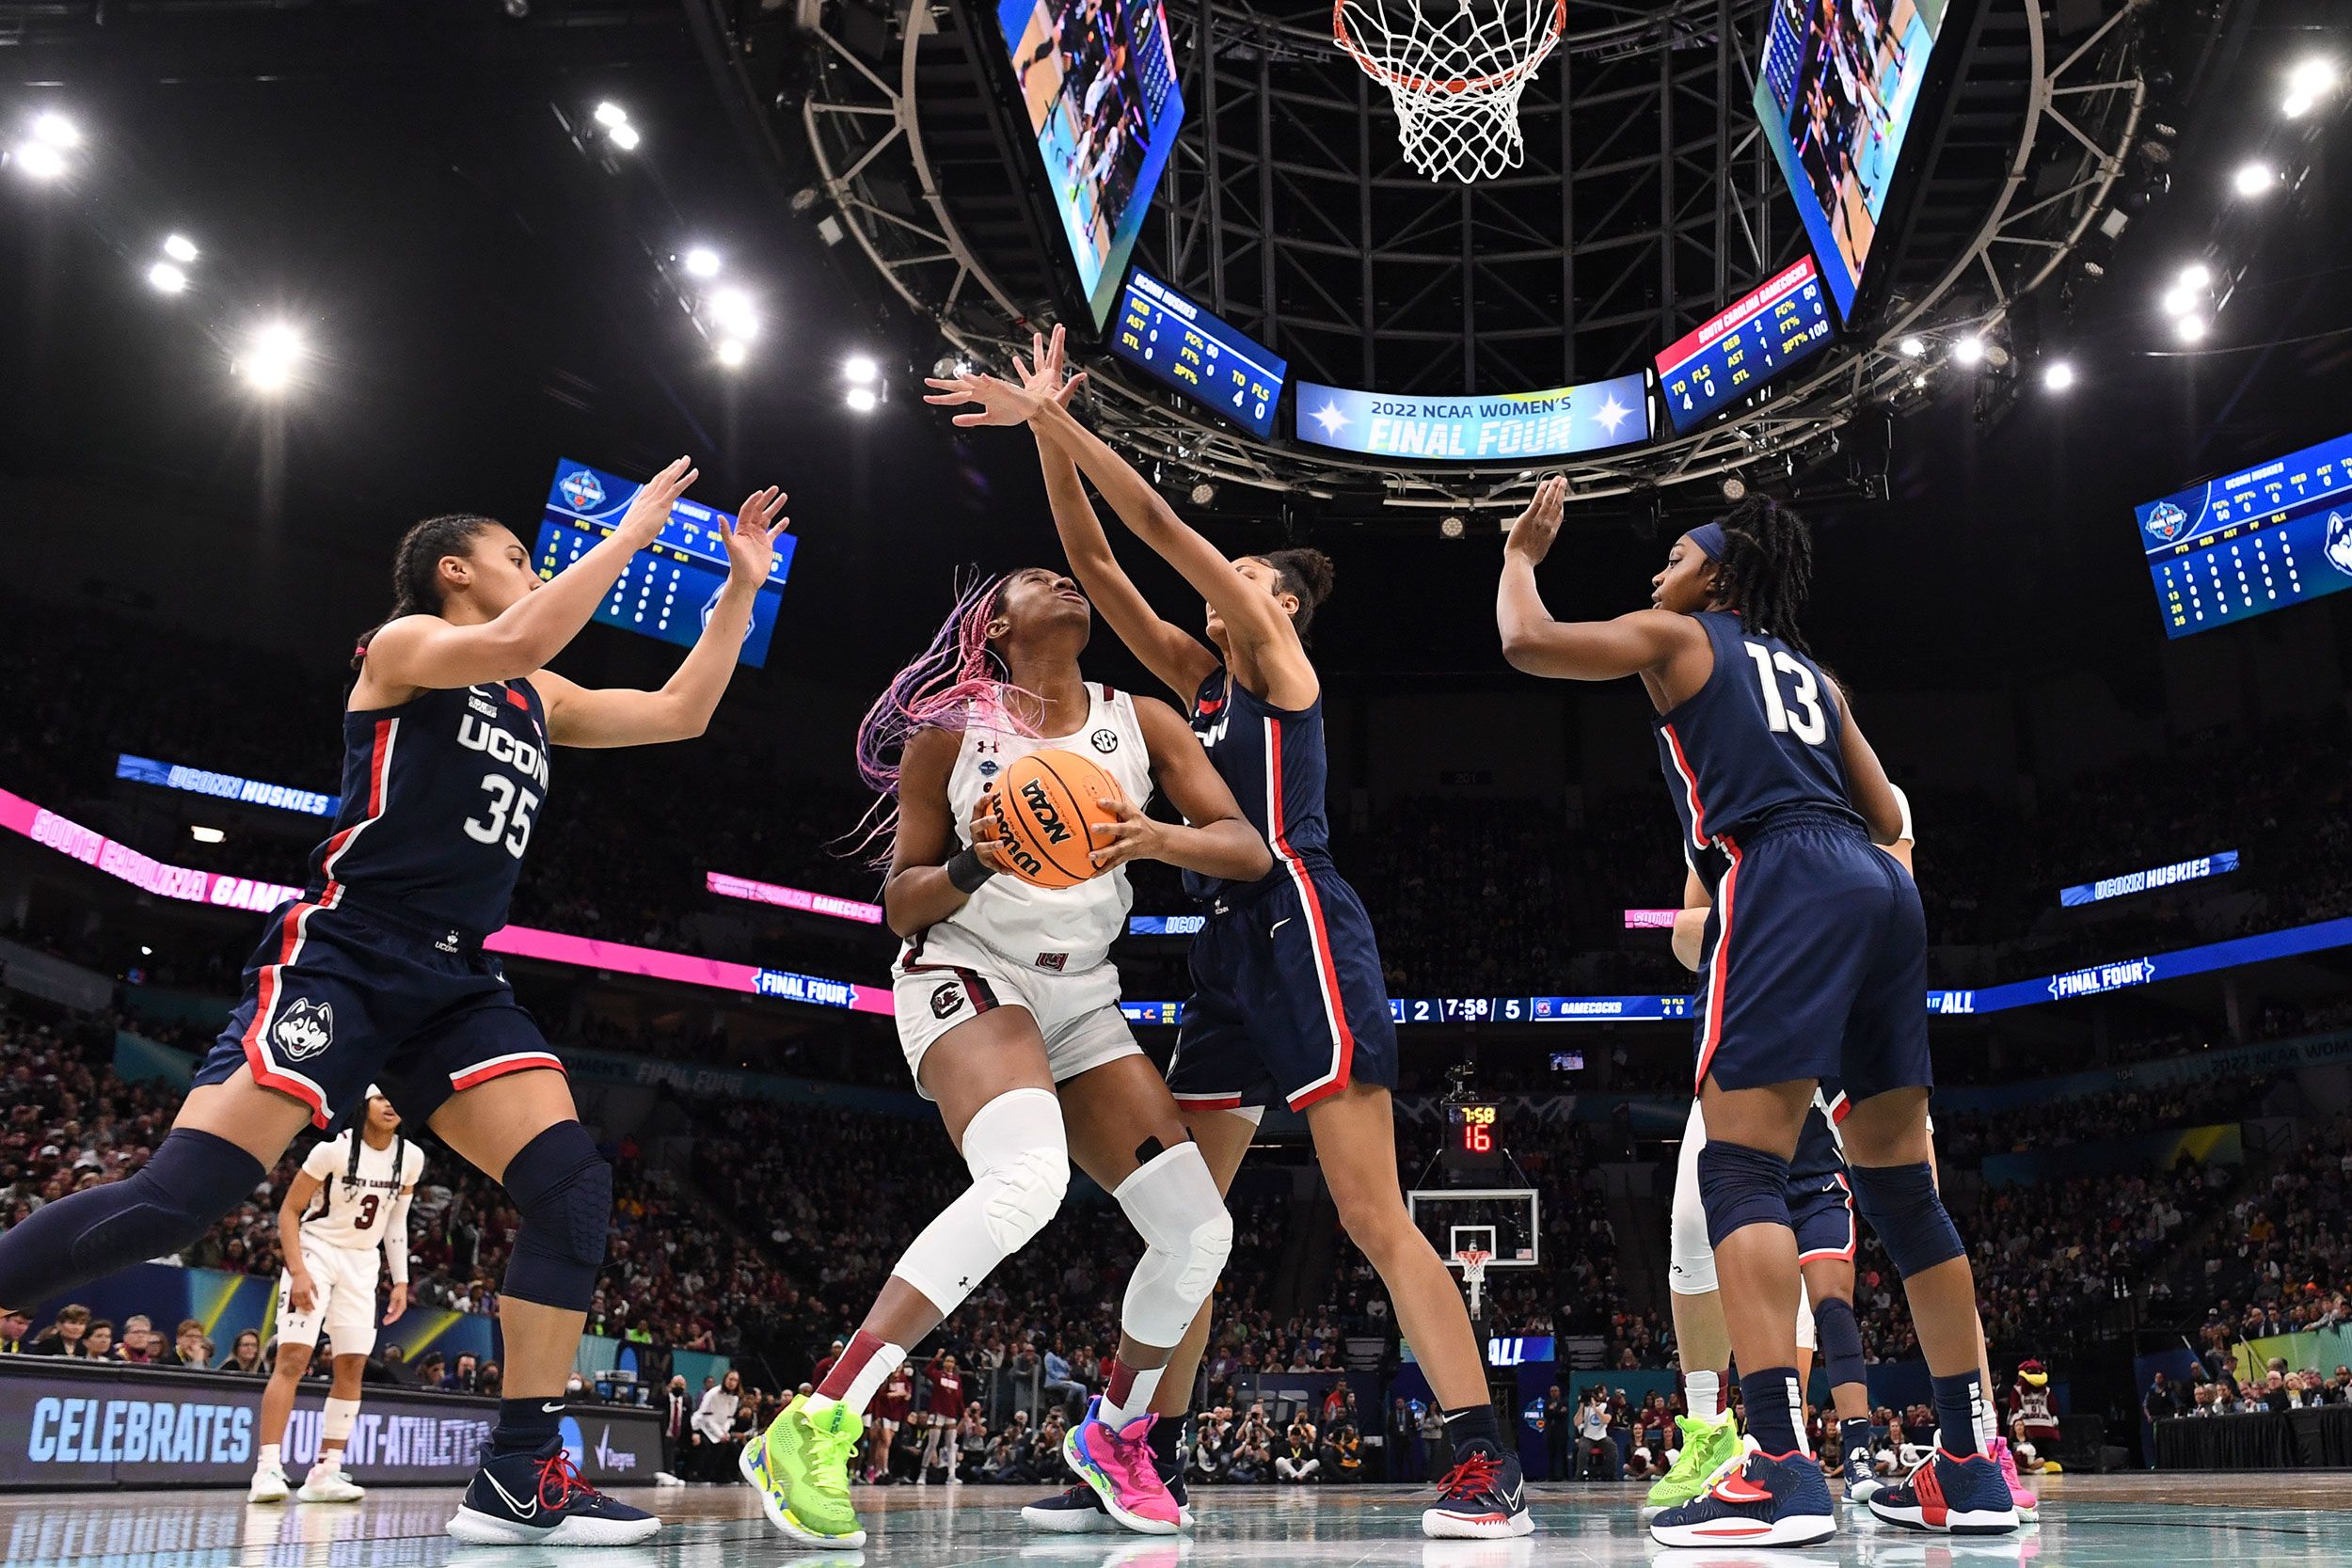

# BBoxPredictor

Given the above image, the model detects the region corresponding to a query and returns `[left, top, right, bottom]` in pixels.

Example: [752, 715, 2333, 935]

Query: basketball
[984, 748, 1123, 889]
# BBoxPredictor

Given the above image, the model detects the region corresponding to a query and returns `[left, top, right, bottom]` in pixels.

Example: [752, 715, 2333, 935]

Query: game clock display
[535, 458, 794, 668]
[1110, 268, 1287, 439]
[2138, 428, 2352, 639]
[1655, 257, 1836, 434]
[1442, 1102, 1506, 1172]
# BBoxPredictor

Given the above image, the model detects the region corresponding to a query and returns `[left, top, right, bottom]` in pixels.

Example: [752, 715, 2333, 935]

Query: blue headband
[1686, 521, 1728, 562]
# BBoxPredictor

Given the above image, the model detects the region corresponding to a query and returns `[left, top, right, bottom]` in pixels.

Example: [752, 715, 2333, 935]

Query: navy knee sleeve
[501, 1122, 612, 1311]
[1849, 1162, 1964, 1277]
[1816, 1294, 1867, 1392]
[0, 1129, 262, 1307]
[1696, 1140, 1794, 1248]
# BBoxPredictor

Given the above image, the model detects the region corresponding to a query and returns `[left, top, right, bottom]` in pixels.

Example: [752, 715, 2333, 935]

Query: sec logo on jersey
[273, 998, 337, 1061]
[1090, 728, 1120, 754]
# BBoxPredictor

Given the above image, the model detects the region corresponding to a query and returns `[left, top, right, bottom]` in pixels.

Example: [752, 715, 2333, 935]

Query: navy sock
[1838, 1416, 1873, 1471]
[1443, 1402, 1502, 1447]
[492, 1396, 564, 1458]
[1147, 1414, 1184, 1466]
[1740, 1369, 1803, 1455]
[1931, 1370, 1984, 1458]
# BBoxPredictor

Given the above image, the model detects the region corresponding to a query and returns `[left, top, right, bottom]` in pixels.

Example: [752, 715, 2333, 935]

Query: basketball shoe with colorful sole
[743, 1394, 867, 1547]
[1648, 1447, 1836, 1548]
[1867, 1449, 2020, 1534]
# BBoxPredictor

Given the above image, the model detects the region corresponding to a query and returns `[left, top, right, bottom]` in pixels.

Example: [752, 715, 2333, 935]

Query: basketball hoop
[1332, 0, 1565, 183]
[1454, 1247, 1492, 1315]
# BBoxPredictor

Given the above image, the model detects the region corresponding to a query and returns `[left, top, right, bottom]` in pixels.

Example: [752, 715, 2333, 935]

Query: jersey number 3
[1741, 641, 1829, 747]
[464, 773, 540, 858]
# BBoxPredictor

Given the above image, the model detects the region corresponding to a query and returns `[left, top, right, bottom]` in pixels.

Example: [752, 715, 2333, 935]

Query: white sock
[1685, 1370, 1723, 1420]
[1098, 1359, 1165, 1428]
[806, 1334, 908, 1420]
[314, 1449, 343, 1474]
[1975, 1398, 1996, 1452]
[259, 1443, 282, 1471]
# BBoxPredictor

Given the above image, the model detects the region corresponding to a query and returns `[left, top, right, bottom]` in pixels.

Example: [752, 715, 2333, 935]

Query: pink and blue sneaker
[1648, 1448, 1836, 1548]
[1868, 1449, 2021, 1534]
[1061, 1398, 1181, 1535]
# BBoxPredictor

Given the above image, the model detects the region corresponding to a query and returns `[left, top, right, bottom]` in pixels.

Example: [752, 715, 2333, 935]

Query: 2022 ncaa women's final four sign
[1291, 372, 1653, 460]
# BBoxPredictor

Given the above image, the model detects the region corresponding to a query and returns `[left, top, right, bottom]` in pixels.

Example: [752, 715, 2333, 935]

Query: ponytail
[352, 514, 500, 670]
[1255, 547, 1335, 641]
[1709, 496, 1814, 657]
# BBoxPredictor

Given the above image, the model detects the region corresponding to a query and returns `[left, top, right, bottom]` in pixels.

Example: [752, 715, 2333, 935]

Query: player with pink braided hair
[748, 567, 1270, 1548]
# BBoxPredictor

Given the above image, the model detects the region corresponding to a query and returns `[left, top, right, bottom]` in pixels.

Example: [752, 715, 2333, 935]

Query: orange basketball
[984, 748, 1123, 890]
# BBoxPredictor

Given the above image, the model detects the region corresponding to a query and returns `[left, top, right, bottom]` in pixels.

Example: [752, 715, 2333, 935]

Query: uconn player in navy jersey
[1498, 481, 2014, 1544]
[927, 329, 1533, 1540]
[0, 459, 788, 1547]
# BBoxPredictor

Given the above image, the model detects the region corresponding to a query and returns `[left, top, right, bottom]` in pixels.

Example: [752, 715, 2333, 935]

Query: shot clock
[1442, 1101, 1507, 1173]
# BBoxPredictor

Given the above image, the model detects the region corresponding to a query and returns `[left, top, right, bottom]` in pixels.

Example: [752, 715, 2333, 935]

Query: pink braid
[844, 571, 1043, 863]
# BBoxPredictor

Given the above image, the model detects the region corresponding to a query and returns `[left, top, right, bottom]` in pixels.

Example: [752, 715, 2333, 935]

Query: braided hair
[1708, 496, 1814, 657]
[1252, 547, 1336, 642]
[352, 514, 501, 671]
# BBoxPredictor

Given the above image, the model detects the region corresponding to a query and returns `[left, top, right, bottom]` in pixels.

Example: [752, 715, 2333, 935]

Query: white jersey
[930, 682, 1154, 975]
[296, 1132, 425, 1255]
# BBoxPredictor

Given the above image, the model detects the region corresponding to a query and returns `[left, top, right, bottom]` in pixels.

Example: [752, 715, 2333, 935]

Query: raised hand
[1503, 474, 1570, 566]
[723, 485, 789, 583]
[620, 456, 698, 549]
[924, 370, 1052, 428]
[1012, 325, 1089, 410]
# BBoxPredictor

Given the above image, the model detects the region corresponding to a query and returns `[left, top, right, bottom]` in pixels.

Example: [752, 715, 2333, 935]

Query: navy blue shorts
[1692, 811, 1930, 1102]
[194, 891, 563, 1130]
[1789, 1101, 1855, 1262]
[1165, 863, 1398, 1114]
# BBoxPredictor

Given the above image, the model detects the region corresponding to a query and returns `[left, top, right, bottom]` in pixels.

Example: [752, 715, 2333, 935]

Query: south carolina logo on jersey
[930, 982, 965, 1021]
[2328, 511, 2352, 577]
[2142, 499, 2190, 544]
[273, 998, 336, 1061]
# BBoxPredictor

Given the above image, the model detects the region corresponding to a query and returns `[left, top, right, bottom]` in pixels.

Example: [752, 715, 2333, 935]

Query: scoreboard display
[1109, 268, 1287, 439]
[2137, 428, 2352, 638]
[1654, 256, 1836, 435]
[535, 459, 794, 668]
[1443, 1102, 1506, 1173]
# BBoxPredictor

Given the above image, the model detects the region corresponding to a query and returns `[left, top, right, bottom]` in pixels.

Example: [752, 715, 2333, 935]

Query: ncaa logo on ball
[1090, 728, 1119, 754]
[561, 469, 605, 511]
[1020, 779, 1073, 846]
[272, 998, 336, 1062]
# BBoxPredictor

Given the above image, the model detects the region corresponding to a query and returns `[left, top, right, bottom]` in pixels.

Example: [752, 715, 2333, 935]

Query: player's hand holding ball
[966, 790, 1017, 877]
[619, 455, 700, 549]
[1503, 474, 1570, 565]
[979, 750, 1124, 888]
[1086, 791, 1164, 871]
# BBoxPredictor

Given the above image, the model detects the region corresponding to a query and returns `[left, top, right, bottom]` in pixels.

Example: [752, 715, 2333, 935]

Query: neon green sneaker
[1643, 1413, 1742, 1515]
[746, 1394, 866, 1546]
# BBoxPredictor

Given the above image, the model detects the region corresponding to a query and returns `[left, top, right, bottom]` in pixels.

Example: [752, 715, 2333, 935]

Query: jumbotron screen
[1755, 0, 1956, 319]
[2137, 428, 2352, 638]
[534, 459, 794, 668]
[992, 0, 1184, 327]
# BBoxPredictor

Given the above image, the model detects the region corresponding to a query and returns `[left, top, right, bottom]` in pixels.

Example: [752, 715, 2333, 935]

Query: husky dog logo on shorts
[930, 982, 965, 1021]
[2328, 511, 2352, 577]
[1090, 728, 1120, 754]
[273, 999, 336, 1061]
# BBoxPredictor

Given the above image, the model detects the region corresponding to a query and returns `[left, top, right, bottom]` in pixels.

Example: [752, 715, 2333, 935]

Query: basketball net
[1332, 0, 1565, 183]
[1455, 1248, 1492, 1316]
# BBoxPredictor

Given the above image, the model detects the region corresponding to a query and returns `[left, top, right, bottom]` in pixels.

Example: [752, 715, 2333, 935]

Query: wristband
[946, 847, 997, 895]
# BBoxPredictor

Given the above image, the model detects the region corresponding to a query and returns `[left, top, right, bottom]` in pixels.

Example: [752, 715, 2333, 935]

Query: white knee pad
[1669, 1099, 1719, 1296]
[1114, 1140, 1233, 1346]
[891, 1087, 1069, 1314]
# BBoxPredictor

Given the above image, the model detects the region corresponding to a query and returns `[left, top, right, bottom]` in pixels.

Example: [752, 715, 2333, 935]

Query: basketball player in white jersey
[250, 1087, 424, 1503]
[743, 568, 1265, 1548]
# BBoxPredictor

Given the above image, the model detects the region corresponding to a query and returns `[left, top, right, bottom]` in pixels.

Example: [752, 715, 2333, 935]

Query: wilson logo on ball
[986, 748, 1123, 890]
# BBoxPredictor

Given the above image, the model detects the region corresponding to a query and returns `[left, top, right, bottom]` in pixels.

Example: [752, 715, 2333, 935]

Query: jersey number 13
[1741, 641, 1828, 747]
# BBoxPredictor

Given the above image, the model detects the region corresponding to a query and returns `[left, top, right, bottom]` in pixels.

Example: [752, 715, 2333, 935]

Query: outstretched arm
[537, 486, 787, 748]
[1495, 476, 1698, 681]
[928, 357, 1313, 705]
[1015, 330, 1220, 701]
[363, 457, 699, 695]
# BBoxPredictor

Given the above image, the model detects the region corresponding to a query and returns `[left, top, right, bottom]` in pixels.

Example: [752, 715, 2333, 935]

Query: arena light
[238, 321, 307, 393]
[2283, 57, 2337, 117]
[2176, 314, 2210, 344]
[11, 141, 66, 181]
[845, 385, 879, 413]
[608, 122, 642, 152]
[162, 232, 199, 263]
[683, 245, 721, 278]
[715, 338, 749, 369]
[188, 825, 225, 845]
[593, 101, 629, 129]
[31, 111, 80, 149]
[2233, 161, 2277, 198]
[2044, 360, 2077, 391]
[1190, 481, 1218, 507]
[1952, 336, 1985, 368]
[2179, 262, 2213, 291]
[1897, 336, 1926, 359]
[147, 261, 188, 294]
[2161, 285, 2197, 317]
[1438, 514, 1467, 539]
[710, 287, 759, 341]
[843, 353, 879, 385]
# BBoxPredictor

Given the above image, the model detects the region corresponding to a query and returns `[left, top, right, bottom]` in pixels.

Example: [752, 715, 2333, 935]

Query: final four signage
[1292, 372, 1653, 460]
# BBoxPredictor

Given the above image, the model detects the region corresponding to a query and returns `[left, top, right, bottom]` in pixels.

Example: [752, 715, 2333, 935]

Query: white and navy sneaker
[1648, 1448, 1836, 1548]
[1422, 1439, 1534, 1539]
[1021, 1450, 1196, 1530]
[447, 1437, 660, 1545]
[1843, 1435, 1883, 1505]
[1867, 1449, 2020, 1535]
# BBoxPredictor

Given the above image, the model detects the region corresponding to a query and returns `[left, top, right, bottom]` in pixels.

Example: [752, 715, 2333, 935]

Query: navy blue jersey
[308, 680, 550, 935]
[1655, 610, 1857, 879]
[1185, 668, 1329, 903]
